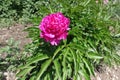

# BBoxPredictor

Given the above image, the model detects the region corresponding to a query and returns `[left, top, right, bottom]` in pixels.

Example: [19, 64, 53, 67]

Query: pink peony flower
[103, 0, 109, 4]
[39, 12, 70, 45]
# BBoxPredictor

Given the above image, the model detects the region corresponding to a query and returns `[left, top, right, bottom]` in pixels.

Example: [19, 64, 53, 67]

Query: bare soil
[91, 65, 120, 80]
[0, 24, 120, 80]
[0, 24, 32, 49]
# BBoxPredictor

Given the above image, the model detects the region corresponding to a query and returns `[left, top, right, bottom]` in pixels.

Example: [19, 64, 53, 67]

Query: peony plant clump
[17, 0, 120, 80]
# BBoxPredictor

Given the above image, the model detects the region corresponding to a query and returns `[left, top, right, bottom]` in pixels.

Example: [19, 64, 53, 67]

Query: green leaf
[87, 53, 103, 59]
[17, 66, 35, 77]
[36, 59, 52, 80]
[24, 27, 40, 39]
[53, 59, 62, 80]
[27, 54, 49, 66]
[17, 77, 26, 80]
[69, 48, 78, 76]
[82, 58, 94, 75]
[83, 0, 91, 7]
[79, 67, 90, 80]
[112, 54, 120, 63]
[43, 73, 52, 80]
[30, 76, 35, 80]
[88, 41, 97, 53]
[62, 48, 68, 80]
[18, 54, 49, 69]
[79, 70, 90, 80]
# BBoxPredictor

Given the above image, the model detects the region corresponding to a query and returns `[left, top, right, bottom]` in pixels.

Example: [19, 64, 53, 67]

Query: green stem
[52, 45, 65, 60]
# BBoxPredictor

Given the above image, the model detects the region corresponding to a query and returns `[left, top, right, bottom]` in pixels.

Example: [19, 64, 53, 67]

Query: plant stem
[52, 45, 65, 60]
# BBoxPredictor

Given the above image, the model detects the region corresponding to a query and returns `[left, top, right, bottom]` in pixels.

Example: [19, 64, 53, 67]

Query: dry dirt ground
[0, 24, 120, 80]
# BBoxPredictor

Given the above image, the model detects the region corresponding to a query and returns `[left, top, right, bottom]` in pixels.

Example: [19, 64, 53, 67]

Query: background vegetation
[0, 0, 120, 80]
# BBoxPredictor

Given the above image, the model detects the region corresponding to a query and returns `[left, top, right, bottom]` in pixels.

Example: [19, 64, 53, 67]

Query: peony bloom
[39, 12, 70, 45]
[103, 0, 109, 4]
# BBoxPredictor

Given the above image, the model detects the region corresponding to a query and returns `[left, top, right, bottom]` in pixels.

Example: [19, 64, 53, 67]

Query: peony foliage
[17, 0, 120, 80]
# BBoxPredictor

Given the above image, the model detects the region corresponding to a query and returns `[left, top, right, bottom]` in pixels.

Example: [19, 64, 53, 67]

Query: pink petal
[45, 33, 55, 38]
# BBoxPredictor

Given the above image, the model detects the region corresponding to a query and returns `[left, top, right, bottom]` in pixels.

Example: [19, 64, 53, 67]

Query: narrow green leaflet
[30, 76, 35, 80]
[17, 66, 35, 77]
[79, 66, 90, 80]
[113, 54, 120, 61]
[53, 59, 62, 80]
[62, 48, 68, 80]
[36, 59, 52, 80]
[44, 72, 52, 80]
[69, 48, 78, 75]
[17, 77, 26, 80]
[67, 64, 73, 78]
[87, 53, 103, 59]
[18, 54, 49, 69]
[83, 0, 91, 7]
[82, 58, 94, 75]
